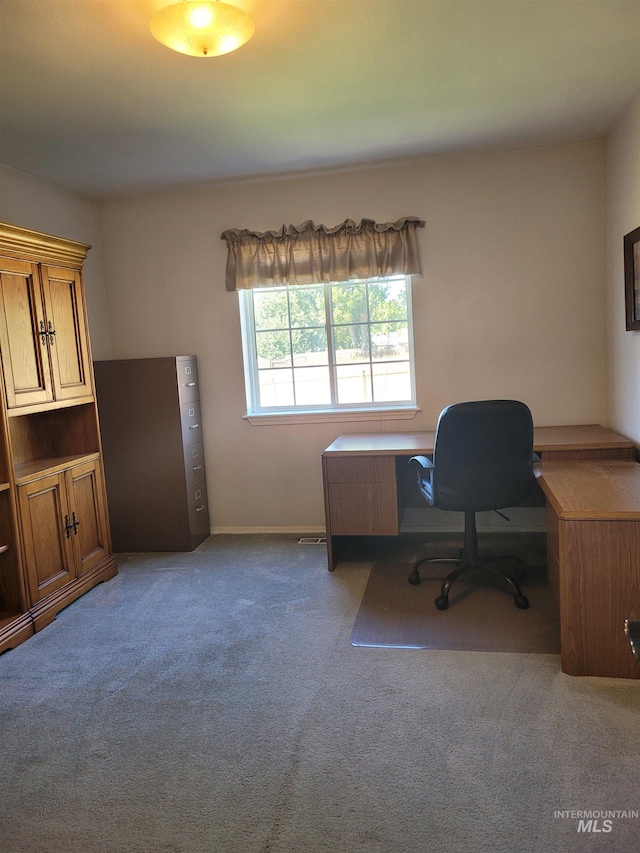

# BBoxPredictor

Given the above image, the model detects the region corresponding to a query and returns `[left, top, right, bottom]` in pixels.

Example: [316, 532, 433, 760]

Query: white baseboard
[210, 525, 326, 535]
[210, 508, 546, 537]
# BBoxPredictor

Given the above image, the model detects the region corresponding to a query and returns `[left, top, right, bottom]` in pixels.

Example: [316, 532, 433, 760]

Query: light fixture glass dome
[150, 1, 255, 57]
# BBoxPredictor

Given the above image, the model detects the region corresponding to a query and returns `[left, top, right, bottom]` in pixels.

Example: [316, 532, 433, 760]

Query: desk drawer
[324, 456, 396, 484]
[328, 482, 399, 536]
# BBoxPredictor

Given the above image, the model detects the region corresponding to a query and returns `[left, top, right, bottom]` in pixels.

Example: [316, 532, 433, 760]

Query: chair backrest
[431, 400, 535, 512]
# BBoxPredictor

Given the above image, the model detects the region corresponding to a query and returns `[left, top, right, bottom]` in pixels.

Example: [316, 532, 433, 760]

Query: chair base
[408, 511, 530, 610]
[409, 524, 530, 610]
[408, 556, 530, 610]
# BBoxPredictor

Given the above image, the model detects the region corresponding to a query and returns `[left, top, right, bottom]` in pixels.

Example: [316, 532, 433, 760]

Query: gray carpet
[1, 535, 639, 853]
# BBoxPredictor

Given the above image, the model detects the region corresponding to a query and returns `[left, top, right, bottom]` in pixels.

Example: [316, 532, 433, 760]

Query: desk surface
[535, 460, 640, 520]
[323, 424, 635, 456]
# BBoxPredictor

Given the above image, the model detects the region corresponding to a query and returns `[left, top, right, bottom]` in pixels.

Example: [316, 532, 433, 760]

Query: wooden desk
[322, 425, 635, 570]
[322, 424, 639, 678]
[535, 460, 640, 679]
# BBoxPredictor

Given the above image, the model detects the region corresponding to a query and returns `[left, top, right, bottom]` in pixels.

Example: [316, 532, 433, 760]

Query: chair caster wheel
[408, 570, 421, 585]
[435, 596, 449, 610]
[514, 594, 530, 609]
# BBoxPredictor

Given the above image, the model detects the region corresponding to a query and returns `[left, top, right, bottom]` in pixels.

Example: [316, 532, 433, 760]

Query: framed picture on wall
[624, 226, 640, 331]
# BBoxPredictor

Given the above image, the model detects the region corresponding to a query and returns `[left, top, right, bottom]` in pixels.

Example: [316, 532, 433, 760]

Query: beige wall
[0, 164, 113, 360]
[98, 141, 606, 532]
[605, 93, 640, 448]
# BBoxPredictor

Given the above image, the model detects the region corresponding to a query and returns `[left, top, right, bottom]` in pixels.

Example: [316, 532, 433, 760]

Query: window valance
[220, 216, 425, 291]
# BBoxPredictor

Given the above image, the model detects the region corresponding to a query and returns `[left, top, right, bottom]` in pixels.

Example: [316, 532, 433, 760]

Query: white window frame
[238, 275, 419, 424]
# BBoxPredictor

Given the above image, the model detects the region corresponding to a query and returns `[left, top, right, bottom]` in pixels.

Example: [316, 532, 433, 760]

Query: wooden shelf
[6, 394, 95, 417]
[14, 452, 100, 484]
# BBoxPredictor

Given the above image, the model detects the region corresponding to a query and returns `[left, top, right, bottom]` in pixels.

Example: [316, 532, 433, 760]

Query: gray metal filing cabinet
[94, 356, 210, 551]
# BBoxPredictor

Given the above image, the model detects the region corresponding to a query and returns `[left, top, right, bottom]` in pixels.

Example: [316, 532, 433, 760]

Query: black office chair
[408, 400, 537, 610]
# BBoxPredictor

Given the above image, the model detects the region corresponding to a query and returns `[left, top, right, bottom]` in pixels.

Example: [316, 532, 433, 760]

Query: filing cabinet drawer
[177, 357, 199, 404]
[181, 400, 202, 446]
[189, 484, 210, 541]
[184, 442, 206, 490]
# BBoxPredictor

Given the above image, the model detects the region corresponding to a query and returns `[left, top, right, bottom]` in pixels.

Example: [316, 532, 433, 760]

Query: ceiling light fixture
[150, 0, 255, 57]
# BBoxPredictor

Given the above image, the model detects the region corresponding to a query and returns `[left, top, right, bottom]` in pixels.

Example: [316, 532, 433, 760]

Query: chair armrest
[409, 455, 434, 470]
[625, 620, 640, 661]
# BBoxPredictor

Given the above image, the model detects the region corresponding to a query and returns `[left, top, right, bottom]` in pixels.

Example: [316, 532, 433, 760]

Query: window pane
[289, 286, 325, 328]
[368, 279, 407, 322]
[292, 328, 328, 364]
[331, 282, 368, 325]
[336, 364, 372, 404]
[256, 330, 291, 365]
[372, 362, 412, 402]
[293, 366, 331, 405]
[258, 368, 294, 407]
[254, 289, 288, 331]
[370, 322, 409, 361]
[333, 324, 370, 364]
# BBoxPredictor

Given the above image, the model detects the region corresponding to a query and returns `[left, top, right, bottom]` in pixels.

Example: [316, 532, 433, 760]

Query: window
[239, 275, 416, 417]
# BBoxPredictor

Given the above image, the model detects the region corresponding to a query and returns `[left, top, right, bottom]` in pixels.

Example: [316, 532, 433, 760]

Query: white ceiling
[1, 0, 639, 199]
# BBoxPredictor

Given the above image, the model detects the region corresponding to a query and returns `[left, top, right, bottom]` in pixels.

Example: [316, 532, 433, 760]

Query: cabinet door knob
[64, 515, 72, 538]
[72, 512, 80, 535]
[48, 321, 56, 345]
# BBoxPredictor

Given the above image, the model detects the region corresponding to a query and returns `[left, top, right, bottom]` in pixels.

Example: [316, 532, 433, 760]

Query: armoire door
[41, 265, 93, 402]
[66, 459, 110, 577]
[0, 256, 54, 409]
[18, 472, 75, 604]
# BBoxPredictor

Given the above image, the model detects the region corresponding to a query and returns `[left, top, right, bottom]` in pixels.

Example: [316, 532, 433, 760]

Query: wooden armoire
[0, 222, 117, 654]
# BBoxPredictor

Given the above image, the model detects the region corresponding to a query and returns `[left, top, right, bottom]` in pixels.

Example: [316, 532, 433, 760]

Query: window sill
[243, 406, 421, 426]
